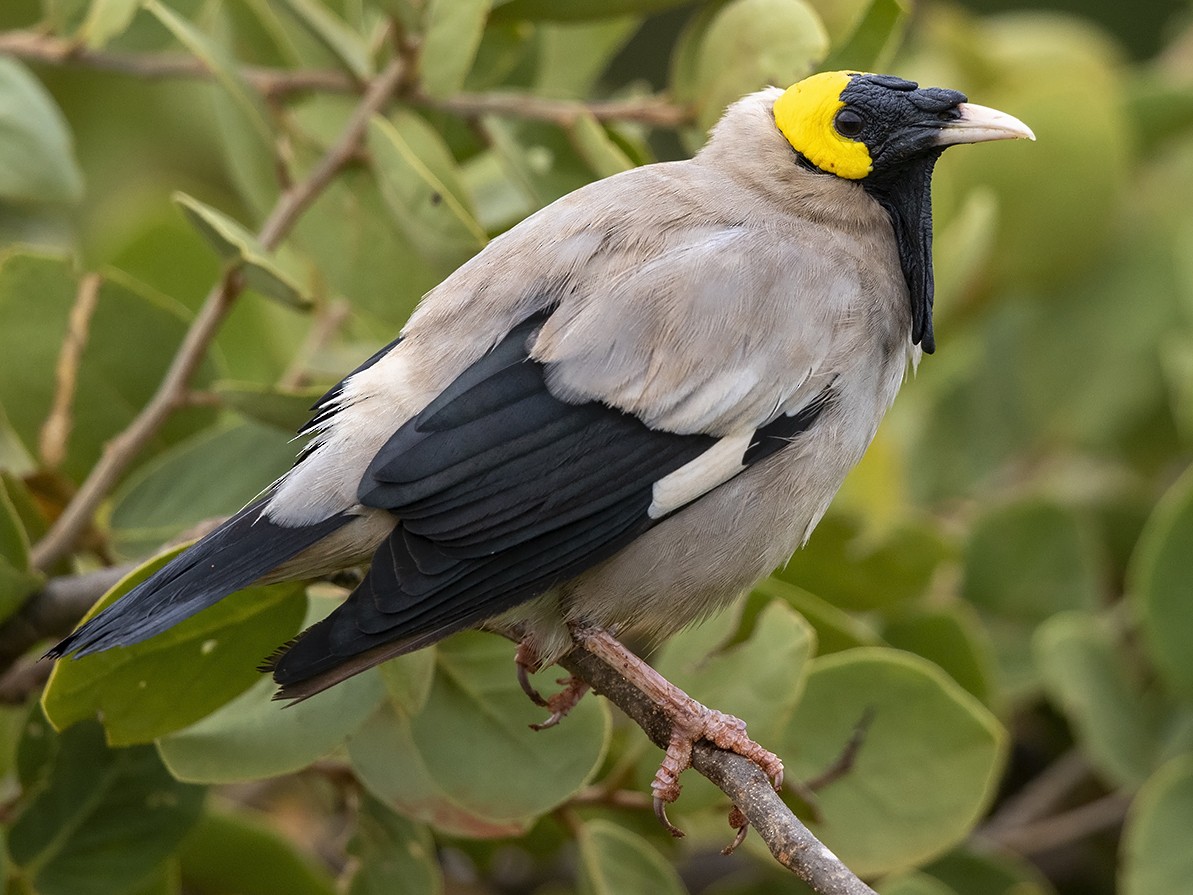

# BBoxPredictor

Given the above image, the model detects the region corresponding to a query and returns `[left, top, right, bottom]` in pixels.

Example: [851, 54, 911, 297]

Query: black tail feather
[48, 500, 352, 659]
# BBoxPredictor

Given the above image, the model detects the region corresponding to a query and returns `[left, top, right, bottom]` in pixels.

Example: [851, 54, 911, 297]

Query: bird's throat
[863, 155, 940, 354]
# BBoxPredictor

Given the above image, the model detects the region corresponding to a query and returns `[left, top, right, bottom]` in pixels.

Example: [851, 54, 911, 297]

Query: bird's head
[772, 71, 1034, 352]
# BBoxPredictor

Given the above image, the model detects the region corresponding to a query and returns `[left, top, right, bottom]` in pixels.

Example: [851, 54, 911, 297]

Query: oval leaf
[347, 631, 610, 837]
[779, 648, 1005, 877]
[42, 553, 307, 746]
[1121, 754, 1193, 895]
[576, 819, 687, 895]
[1034, 611, 1159, 787]
[108, 420, 299, 559]
[1130, 463, 1193, 696]
[0, 57, 84, 204]
[345, 795, 444, 895]
[9, 716, 204, 895]
[420, 0, 492, 98]
[368, 113, 488, 269]
[156, 594, 386, 784]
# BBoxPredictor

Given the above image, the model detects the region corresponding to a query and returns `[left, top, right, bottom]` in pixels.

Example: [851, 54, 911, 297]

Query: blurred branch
[411, 89, 694, 128]
[0, 30, 691, 127]
[29, 51, 411, 573]
[38, 272, 101, 471]
[0, 29, 355, 98]
[558, 646, 878, 895]
[0, 564, 134, 671]
[979, 792, 1132, 856]
[981, 749, 1090, 835]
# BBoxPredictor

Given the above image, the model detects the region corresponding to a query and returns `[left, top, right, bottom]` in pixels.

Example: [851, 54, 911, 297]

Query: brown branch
[980, 749, 1090, 836]
[411, 89, 693, 129]
[979, 791, 1132, 856]
[558, 646, 878, 895]
[39, 272, 102, 470]
[0, 564, 135, 670]
[0, 29, 356, 99]
[29, 52, 410, 573]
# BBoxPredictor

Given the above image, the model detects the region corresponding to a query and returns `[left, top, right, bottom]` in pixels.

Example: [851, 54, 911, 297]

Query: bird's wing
[270, 287, 836, 695]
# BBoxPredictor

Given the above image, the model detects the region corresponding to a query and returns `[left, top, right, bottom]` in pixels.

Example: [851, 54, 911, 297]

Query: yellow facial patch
[773, 71, 873, 180]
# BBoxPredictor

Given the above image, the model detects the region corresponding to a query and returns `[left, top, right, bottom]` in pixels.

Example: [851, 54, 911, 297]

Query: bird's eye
[834, 108, 865, 138]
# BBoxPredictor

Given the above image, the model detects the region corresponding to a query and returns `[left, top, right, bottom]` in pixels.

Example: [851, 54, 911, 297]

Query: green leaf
[368, 112, 488, 270]
[568, 112, 636, 179]
[1034, 612, 1159, 787]
[0, 484, 42, 624]
[924, 846, 1055, 895]
[882, 604, 999, 708]
[277, 0, 374, 79]
[146, 1, 274, 148]
[156, 593, 386, 783]
[178, 807, 337, 895]
[1121, 754, 1193, 895]
[77, 0, 141, 48]
[345, 794, 443, 895]
[492, 0, 691, 22]
[108, 420, 299, 559]
[821, 0, 907, 72]
[0, 57, 84, 204]
[752, 576, 880, 653]
[348, 631, 610, 837]
[687, 0, 829, 132]
[0, 251, 220, 484]
[420, 0, 492, 98]
[1130, 464, 1193, 697]
[876, 873, 957, 895]
[779, 648, 1005, 877]
[9, 717, 204, 895]
[379, 648, 437, 716]
[214, 380, 328, 432]
[961, 498, 1102, 698]
[42, 554, 307, 746]
[778, 513, 951, 611]
[576, 819, 687, 895]
[174, 192, 311, 309]
[534, 16, 640, 96]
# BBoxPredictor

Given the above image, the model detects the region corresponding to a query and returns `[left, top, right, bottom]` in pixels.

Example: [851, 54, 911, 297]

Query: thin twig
[980, 749, 1090, 835]
[278, 297, 352, 389]
[0, 29, 356, 99]
[979, 792, 1132, 856]
[29, 52, 410, 573]
[411, 89, 693, 129]
[0, 564, 135, 670]
[38, 272, 102, 471]
[558, 646, 878, 894]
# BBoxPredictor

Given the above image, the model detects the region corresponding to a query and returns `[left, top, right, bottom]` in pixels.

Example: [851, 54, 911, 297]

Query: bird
[49, 70, 1032, 829]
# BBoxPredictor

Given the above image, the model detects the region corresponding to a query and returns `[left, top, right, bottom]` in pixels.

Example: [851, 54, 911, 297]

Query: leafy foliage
[0, 0, 1188, 893]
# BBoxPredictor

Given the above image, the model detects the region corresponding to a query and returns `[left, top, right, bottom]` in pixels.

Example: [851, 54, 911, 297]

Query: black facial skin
[834, 74, 970, 354]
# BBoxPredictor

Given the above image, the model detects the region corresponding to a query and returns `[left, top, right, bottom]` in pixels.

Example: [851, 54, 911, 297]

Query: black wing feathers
[49, 499, 352, 658]
[271, 315, 722, 692]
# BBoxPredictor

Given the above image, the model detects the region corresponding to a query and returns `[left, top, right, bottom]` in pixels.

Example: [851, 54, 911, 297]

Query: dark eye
[834, 108, 865, 138]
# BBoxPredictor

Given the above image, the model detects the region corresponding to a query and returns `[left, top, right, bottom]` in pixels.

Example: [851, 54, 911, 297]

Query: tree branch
[29, 52, 411, 573]
[0, 29, 692, 128]
[410, 89, 693, 128]
[0, 29, 355, 99]
[558, 646, 878, 895]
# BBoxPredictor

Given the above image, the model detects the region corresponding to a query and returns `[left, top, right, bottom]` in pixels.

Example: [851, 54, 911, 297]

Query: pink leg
[572, 625, 784, 836]
[515, 638, 591, 730]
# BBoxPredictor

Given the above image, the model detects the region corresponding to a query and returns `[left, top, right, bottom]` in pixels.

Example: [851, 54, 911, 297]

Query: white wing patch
[648, 432, 753, 519]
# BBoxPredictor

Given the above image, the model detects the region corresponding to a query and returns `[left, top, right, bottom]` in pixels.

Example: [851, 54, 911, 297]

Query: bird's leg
[515, 639, 591, 730]
[570, 624, 784, 838]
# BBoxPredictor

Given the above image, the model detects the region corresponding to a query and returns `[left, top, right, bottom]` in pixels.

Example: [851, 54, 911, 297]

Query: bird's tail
[47, 498, 352, 659]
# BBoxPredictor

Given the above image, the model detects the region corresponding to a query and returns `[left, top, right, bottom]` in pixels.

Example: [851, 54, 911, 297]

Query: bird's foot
[570, 624, 784, 839]
[515, 639, 590, 730]
[650, 701, 784, 837]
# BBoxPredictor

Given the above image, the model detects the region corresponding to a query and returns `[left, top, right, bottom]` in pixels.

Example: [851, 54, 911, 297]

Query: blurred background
[0, 1, 1191, 894]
